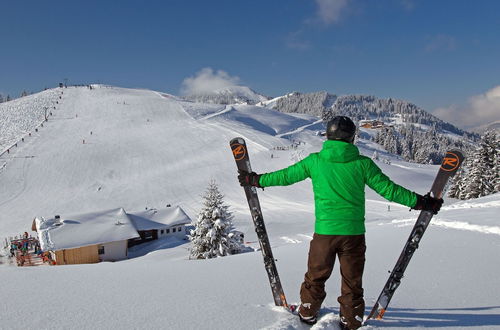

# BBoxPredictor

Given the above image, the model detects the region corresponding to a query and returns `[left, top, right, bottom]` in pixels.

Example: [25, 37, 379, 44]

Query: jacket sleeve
[364, 159, 417, 208]
[259, 156, 311, 187]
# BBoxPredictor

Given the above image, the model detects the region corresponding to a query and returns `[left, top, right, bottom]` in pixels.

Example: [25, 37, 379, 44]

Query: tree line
[448, 130, 499, 200]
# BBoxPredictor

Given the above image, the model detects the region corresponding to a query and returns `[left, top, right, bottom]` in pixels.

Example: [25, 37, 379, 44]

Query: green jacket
[259, 140, 417, 235]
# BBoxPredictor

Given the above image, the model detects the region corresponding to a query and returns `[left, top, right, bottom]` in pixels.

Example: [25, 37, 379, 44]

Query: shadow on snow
[367, 306, 500, 328]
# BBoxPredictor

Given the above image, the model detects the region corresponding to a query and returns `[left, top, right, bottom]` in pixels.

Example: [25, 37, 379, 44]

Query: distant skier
[238, 116, 443, 329]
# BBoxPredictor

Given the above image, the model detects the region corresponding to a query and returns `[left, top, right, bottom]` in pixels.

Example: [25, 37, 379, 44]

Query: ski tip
[229, 137, 245, 145]
[230, 139, 247, 161]
[441, 150, 464, 172]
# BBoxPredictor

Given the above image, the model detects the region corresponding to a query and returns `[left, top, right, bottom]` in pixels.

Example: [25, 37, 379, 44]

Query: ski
[367, 150, 465, 321]
[229, 137, 288, 308]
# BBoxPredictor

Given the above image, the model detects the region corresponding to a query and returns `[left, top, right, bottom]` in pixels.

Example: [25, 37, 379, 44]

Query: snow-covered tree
[448, 130, 499, 199]
[189, 180, 242, 259]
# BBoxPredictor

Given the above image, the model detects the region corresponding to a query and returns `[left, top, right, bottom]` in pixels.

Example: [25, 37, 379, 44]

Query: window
[166, 229, 170, 234]
[161, 230, 164, 234]
[178, 227, 182, 232]
[98, 245, 105, 255]
[173, 228, 176, 233]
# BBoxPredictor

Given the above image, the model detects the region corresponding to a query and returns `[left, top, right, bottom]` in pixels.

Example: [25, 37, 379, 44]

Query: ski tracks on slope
[390, 218, 500, 236]
[0, 157, 29, 207]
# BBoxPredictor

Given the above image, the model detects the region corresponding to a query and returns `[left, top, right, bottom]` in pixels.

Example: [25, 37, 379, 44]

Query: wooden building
[33, 208, 140, 265]
[360, 120, 385, 129]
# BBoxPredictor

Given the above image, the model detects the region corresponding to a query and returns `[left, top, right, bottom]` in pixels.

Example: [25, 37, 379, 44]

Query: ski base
[230, 137, 288, 307]
[367, 150, 464, 321]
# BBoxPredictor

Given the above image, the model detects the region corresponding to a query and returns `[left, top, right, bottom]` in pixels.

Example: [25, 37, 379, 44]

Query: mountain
[265, 91, 479, 164]
[182, 85, 270, 105]
[470, 120, 500, 134]
[0, 85, 499, 329]
[268, 91, 475, 138]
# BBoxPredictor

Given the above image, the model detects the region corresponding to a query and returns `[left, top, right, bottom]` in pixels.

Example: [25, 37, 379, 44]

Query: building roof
[128, 206, 191, 231]
[35, 208, 140, 252]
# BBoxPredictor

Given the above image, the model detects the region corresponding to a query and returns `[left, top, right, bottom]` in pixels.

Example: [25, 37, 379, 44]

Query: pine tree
[189, 180, 242, 259]
[449, 131, 499, 199]
[492, 131, 500, 193]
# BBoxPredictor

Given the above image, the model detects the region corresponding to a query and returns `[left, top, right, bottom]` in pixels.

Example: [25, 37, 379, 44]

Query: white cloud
[314, 0, 349, 25]
[399, 0, 415, 11]
[180, 68, 240, 95]
[433, 85, 500, 129]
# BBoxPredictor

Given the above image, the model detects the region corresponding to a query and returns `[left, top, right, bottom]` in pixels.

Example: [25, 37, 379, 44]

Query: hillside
[0, 86, 499, 329]
[269, 92, 474, 137]
[265, 92, 479, 164]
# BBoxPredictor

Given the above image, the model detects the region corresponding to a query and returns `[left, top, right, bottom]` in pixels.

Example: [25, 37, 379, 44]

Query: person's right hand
[238, 170, 262, 187]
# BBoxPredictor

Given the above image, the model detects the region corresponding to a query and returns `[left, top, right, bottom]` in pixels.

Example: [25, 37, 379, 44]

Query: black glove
[413, 193, 443, 214]
[238, 170, 262, 187]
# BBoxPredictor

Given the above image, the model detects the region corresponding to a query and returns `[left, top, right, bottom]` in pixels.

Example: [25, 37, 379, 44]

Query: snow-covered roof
[35, 208, 140, 252]
[127, 206, 191, 231]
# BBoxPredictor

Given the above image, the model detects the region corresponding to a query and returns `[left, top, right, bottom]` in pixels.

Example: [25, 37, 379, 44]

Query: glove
[238, 170, 262, 188]
[413, 193, 443, 214]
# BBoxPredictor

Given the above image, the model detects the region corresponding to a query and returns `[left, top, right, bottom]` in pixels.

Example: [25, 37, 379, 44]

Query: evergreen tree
[448, 131, 499, 199]
[189, 180, 242, 259]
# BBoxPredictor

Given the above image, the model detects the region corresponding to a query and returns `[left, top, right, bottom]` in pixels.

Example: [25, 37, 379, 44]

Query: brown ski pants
[299, 233, 366, 329]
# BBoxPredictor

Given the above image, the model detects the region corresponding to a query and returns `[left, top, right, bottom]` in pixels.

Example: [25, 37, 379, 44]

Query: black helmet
[326, 116, 356, 143]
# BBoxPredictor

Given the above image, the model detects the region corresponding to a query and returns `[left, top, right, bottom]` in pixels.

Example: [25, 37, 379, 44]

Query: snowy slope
[0, 88, 60, 153]
[0, 86, 499, 329]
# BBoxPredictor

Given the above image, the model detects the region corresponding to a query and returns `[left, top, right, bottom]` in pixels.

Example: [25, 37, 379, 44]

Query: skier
[238, 116, 443, 329]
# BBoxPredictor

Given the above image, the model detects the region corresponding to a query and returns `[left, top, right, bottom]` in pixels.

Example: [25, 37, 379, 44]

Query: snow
[35, 207, 139, 251]
[0, 88, 59, 153]
[128, 206, 191, 231]
[1, 86, 499, 329]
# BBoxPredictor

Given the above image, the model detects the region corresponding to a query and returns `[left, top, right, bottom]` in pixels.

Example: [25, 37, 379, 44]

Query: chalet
[127, 206, 191, 247]
[33, 208, 140, 265]
[360, 120, 385, 129]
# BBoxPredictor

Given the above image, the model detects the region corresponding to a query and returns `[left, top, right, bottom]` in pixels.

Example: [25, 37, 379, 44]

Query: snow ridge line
[275, 119, 323, 138]
[199, 105, 234, 120]
[391, 218, 500, 236]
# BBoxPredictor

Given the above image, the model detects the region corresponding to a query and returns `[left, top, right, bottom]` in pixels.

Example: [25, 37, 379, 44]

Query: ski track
[280, 236, 302, 244]
[442, 200, 500, 210]
[275, 119, 323, 138]
[390, 218, 500, 236]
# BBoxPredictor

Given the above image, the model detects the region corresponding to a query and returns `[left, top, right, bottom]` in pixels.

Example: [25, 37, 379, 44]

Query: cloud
[314, 0, 349, 25]
[399, 0, 415, 11]
[425, 34, 457, 52]
[180, 68, 240, 95]
[433, 85, 500, 129]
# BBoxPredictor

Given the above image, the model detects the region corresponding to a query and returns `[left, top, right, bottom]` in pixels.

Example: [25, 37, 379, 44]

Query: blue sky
[1, 0, 499, 128]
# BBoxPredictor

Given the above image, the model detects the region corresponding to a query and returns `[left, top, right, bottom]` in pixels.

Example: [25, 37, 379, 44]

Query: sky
[1, 0, 499, 129]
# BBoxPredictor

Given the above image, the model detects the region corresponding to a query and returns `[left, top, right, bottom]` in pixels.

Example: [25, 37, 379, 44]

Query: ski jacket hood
[259, 140, 417, 235]
[318, 140, 359, 163]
